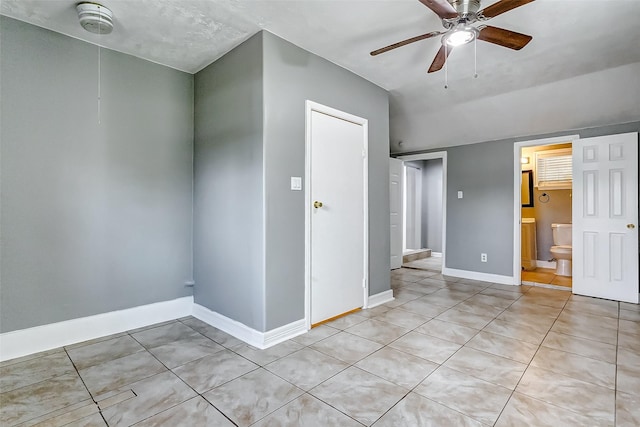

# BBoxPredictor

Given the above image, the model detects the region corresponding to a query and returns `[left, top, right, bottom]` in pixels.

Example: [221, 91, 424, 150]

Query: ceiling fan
[370, 0, 535, 73]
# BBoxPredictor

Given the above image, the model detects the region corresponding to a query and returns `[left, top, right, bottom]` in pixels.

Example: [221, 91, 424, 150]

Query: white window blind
[535, 148, 572, 190]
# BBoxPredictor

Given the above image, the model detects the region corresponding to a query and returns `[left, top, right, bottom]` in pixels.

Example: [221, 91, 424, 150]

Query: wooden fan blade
[478, 25, 532, 50]
[479, 0, 535, 19]
[370, 31, 443, 56]
[418, 0, 458, 19]
[428, 45, 451, 73]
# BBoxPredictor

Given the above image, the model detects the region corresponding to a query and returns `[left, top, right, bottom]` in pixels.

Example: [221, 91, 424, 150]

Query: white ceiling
[3, 0, 640, 147]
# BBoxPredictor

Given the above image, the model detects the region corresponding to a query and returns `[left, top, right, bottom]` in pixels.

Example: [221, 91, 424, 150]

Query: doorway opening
[514, 135, 579, 290]
[393, 152, 447, 273]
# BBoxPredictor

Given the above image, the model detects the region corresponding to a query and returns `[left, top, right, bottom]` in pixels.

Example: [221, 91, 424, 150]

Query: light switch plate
[291, 177, 302, 191]
[458, 191, 463, 199]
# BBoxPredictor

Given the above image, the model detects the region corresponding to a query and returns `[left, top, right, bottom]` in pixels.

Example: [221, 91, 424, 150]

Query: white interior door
[404, 165, 422, 251]
[573, 132, 638, 303]
[308, 105, 367, 325]
[390, 158, 404, 269]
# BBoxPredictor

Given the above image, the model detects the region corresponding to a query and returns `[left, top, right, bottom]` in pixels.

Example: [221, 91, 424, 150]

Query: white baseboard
[0, 296, 193, 362]
[431, 252, 443, 258]
[192, 304, 306, 350]
[443, 267, 514, 285]
[366, 290, 394, 308]
[535, 260, 557, 269]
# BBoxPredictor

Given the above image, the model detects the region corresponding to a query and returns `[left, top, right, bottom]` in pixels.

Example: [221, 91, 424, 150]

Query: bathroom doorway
[517, 140, 574, 290]
[393, 152, 447, 273]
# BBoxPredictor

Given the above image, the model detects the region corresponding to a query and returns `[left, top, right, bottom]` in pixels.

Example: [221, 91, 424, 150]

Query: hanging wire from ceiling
[97, 6, 102, 125]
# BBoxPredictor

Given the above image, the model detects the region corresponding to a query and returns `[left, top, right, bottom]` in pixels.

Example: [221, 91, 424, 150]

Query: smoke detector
[76, 2, 113, 34]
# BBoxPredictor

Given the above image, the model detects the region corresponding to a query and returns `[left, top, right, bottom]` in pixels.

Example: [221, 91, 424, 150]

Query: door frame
[512, 134, 579, 286]
[304, 100, 369, 330]
[395, 151, 447, 273]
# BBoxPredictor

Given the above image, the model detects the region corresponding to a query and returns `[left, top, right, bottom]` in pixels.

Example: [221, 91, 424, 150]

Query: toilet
[550, 224, 572, 277]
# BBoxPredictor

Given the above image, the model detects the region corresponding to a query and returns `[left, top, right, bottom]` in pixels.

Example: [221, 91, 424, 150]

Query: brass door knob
[628, 224, 636, 229]
[313, 201, 323, 209]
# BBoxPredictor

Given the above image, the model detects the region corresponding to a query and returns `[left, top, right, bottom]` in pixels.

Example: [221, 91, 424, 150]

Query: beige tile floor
[403, 256, 442, 271]
[1, 268, 639, 426]
[522, 267, 573, 288]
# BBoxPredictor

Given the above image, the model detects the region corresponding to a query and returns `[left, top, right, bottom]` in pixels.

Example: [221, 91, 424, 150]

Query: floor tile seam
[154, 345, 228, 371]
[338, 327, 407, 349]
[521, 360, 618, 396]
[410, 382, 502, 427]
[369, 316, 432, 333]
[400, 323, 470, 348]
[85, 367, 173, 402]
[505, 390, 612, 425]
[12, 348, 106, 427]
[247, 390, 358, 427]
[262, 355, 351, 393]
[514, 385, 616, 425]
[456, 344, 530, 369]
[538, 338, 618, 365]
[502, 304, 564, 412]
[0, 366, 83, 396]
[413, 393, 496, 427]
[196, 389, 247, 427]
[62, 346, 99, 406]
[6, 398, 99, 427]
[527, 358, 617, 391]
[0, 349, 67, 369]
[129, 330, 213, 352]
[561, 306, 621, 322]
[383, 337, 454, 365]
[297, 390, 368, 427]
[68, 347, 148, 372]
[439, 353, 524, 392]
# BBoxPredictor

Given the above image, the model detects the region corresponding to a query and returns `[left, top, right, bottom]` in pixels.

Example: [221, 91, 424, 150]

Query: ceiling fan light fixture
[76, 2, 113, 34]
[444, 28, 476, 47]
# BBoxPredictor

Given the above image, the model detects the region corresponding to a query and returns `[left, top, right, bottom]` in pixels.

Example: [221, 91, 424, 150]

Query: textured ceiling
[3, 0, 640, 146]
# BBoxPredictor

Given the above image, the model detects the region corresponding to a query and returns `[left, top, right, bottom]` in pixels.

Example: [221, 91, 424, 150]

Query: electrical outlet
[481, 253, 487, 263]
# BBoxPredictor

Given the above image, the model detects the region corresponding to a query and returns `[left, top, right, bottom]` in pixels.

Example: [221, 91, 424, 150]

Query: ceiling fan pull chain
[97, 5, 102, 125]
[444, 45, 448, 89]
[474, 37, 478, 78]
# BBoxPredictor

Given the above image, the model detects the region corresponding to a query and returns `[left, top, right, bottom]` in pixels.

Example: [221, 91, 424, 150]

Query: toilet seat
[550, 245, 572, 256]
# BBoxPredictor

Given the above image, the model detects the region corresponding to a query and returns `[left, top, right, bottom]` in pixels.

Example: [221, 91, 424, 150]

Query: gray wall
[262, 32, 390, 330]
[193, 33, 266, 331]
[412, 121, 640, 278]
[422, 159, 443, 253]
[0, 17, 194, 332]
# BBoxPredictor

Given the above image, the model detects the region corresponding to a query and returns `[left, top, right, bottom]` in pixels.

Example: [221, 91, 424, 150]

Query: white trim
[443, 267, 514, 285]
[367, 290, 394, 308]
[396, 151, 447, 275]
[431, 252, 443, 258]
[0, 296, 193, 362]
[535, 259, 557, 269]
[192, 304, 306, 350]
[513, 135, 579, 286]
[304, 101, 369, 325]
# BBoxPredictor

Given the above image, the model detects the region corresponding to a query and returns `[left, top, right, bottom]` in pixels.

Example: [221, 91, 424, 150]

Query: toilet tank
[552, 224, 572, 245]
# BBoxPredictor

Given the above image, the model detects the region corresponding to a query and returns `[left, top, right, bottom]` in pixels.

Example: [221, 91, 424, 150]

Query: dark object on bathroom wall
[522, 170, 534, 207]
[539, 192, 550, 203]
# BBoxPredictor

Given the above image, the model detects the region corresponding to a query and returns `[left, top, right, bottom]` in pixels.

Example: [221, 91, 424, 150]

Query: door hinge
[362, 149, 367, 158]
[362, 278, 367, 288]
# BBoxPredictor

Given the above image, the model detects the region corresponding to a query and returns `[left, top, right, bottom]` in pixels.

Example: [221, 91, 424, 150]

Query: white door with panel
[390, 158, 404, 270]
[404, 165, 422, 251]
[308, 105, 367, 325]
[573, 132, 638, 303]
